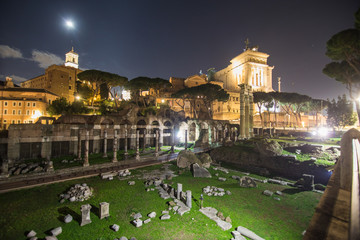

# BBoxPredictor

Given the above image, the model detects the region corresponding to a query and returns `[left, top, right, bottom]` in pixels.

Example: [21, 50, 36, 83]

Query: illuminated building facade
[0, 77, 59, 129]
[21, 48, 82, 103]
[163, 46, 274, 123]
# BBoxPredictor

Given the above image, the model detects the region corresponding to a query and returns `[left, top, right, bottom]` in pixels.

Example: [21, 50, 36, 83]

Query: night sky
[0, 0, 359, 100]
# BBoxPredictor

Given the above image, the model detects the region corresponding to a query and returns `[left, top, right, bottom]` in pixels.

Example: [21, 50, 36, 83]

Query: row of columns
[78, 127, 175, 167]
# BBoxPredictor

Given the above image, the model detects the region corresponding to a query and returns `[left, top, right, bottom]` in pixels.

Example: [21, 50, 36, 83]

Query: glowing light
[177, 131, 182, 138]
[31, 110, 42, 119]
[75, 95, 81, 100]
[161, 99, 165, 103]
[65, 20, 74, 28]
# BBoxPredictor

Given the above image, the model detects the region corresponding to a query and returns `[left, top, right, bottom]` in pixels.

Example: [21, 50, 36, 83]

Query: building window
[4, 101, 8, 107]
[17, 120, 21, 124]
[24, 120, 27, 123]
[12, 110, 16, 115]
[18, 102, 22, 106]
[69, 86, 72, 90]
[4, 109, 7, 115]
[11, 120, 15, 124]
[32, 110, 35, 115]
[27, 102, 30, 107]
[18, 110, 21, 115]
[49, 100, 51, 104]
[29, 120, 33, 123]
[26, 110, 30, 115]
[33, 103, 36, 107]
[13, 102, 16, 107]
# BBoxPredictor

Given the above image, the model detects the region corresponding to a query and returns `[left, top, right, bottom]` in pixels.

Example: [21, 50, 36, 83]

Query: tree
[47, 97, 69, 116]
[305, 99, 328, 127]
[172, 83, 229, 119]
[76, 81, 94, 103]
[125, 77, 172, 107]
[47, 97, 91, 116]
[324, 8, 360, 119]
[327, 95, 357, 129]
[253, 91, 273, 127]
[77, 70, 127, 106]
[277, 92, 312, 127]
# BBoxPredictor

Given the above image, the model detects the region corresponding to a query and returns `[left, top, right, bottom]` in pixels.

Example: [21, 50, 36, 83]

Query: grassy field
[0, 162, 321, 240]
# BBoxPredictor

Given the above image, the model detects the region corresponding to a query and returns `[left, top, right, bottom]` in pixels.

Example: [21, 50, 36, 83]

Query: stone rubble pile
[101, 169, 131, 180]
[119, 169, 131, 177]
[8, 162, 45, 176]
[203, 186, 231, 197]
[59, 183, 93, 202]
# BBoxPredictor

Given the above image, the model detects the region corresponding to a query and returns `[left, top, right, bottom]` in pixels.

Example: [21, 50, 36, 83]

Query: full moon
[65, 20, 74, 28]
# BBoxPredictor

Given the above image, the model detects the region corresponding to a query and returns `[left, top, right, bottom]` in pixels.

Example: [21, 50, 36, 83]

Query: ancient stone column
[239, 84, 246, 139]
[102, 130, 108, 158]
[124, 126, 128, 159]
[245, 91, 250, 139]
[186, 190, 192, 208]
[234, 129, 238, 142]
[142, 129, 146, 153]
[170, 127, 175, 153]
[249, 90, 254, 138]
[99, 202, 110, 219]
[155, 130, 159, 157]
[112, 130, 118, 163]
[177, 183, 182, 200]
[80, 204, 92, 226]
[136, 130, 140, 160]
[77, 129, 82, 160]
[185, 130, 188, 150]
[226, 128, 230, 141]
[159, 127, 163, 151]
[83, 130, 90, 167]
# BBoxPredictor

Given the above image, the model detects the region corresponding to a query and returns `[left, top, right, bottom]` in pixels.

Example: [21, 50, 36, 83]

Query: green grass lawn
[0, 162, 321, 240]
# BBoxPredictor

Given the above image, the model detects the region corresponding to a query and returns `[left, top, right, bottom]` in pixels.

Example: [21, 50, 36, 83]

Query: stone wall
[209, 147, 331, 185]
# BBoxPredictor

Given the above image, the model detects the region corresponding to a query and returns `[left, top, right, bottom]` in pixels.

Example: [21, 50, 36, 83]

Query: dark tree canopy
[327, 95, 357, 129]
[324, 8, 360, 119]
[172, 83, 229, 119]
[77, 70, 128, 106]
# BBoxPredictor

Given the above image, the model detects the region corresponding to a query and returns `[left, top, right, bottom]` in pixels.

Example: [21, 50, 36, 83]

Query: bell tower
[65, 47, 79, 69]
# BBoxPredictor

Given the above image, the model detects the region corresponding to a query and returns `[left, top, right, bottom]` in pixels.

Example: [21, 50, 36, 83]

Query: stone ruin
[59, 183, 93, 203]
[8, 162, 45, 176]
[202, 186, 231, 197]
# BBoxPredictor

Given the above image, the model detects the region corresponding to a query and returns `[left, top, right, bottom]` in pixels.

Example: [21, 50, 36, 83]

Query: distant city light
[75, 95, 81, 100]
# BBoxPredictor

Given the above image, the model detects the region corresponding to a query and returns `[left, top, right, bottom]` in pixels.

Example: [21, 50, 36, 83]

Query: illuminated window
[32, 110, 35, 115]
[26, 110, 30, 115]
[18, 110, 21, 115]
[17, 120, 21, 124]
[12, 110, 16, 115]
[18, 102, 22, 106]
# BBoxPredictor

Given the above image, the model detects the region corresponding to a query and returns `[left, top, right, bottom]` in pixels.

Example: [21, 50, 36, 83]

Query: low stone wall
[209, 147, 331, 185]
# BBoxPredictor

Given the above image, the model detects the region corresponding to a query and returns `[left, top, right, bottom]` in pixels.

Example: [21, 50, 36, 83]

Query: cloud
[9, 74, 27, 83]
[31, 50, 63, 69]
[0, 45, 23, 58]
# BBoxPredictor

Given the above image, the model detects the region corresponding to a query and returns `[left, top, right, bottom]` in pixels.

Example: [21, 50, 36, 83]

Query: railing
[350, 139, 360, 240]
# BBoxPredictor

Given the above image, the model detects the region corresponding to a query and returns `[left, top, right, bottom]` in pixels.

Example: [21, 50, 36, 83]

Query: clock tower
[65, 47, 79, 69]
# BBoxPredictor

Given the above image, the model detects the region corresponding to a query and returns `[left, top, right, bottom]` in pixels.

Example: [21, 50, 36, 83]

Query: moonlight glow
[65, 20, 74, 28]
